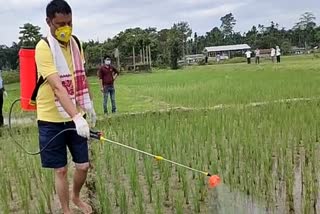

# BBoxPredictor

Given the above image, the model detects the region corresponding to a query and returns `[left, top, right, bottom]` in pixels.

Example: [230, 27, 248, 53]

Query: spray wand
[90, 130, 221, 188]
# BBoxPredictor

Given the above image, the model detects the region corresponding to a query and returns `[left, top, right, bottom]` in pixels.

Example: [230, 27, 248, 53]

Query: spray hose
[8, 99, 220, 188]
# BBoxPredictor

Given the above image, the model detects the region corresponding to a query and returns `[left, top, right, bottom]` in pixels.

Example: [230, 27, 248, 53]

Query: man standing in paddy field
[271, 48, 276, 63]
[35, 0, 95, 213]
[255, 48, 260, 64]
[276, 46, 281, 63]
[0, 68, 8, 127]
[245, 50, 252, 64]
[98, 55, 119, 114]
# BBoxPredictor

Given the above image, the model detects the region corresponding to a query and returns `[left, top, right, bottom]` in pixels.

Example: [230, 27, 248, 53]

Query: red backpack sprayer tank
[8, 47, 37, 128]
[18, 48, 37, 111]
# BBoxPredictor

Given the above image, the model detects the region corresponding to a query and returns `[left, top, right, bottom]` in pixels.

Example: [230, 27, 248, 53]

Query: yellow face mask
[55, 25, 72, 43]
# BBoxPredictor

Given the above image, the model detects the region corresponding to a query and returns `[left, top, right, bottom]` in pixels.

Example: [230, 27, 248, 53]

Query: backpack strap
[72, 35, 81, 52]
[30, 36, 82, 106]
[30, 37, 49, 106]
[30, 76, 45, 105]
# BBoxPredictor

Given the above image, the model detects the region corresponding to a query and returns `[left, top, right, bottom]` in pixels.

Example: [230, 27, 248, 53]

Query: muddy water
[208, 145, 320, 214]
[209, 184, 268, 214]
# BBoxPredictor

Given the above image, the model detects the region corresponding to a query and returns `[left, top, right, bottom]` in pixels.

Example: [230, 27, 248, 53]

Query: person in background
[0, 68, 8, 127]
[271, 48, 276, 63]
[255, 48, 261, 64]
[276, 46, 281, 63]
[245, 50, 252, 64]
[216, 53, 221, 63]
[98, 55, 119, 114]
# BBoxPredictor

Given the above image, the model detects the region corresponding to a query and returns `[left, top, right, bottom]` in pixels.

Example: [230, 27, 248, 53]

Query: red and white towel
[47, 33, 92, 118]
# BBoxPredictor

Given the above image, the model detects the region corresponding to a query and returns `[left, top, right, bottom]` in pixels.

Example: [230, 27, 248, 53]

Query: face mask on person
[105, 60, 111, 65]
[55, 25, 72, 43]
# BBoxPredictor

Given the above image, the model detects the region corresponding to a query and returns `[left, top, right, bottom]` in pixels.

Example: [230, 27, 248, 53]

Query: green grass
[4, 54, 320, 114]
[1, 54, 320, 213]
[117, 55, 320, 108]
[92, 100, 320, 213]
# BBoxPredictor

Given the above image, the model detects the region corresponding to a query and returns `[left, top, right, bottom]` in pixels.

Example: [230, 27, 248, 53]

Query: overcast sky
[0, 0, 319, 45]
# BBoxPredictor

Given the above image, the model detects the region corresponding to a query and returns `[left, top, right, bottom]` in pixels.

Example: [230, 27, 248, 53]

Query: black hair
[46, 0, 72, 19]
[104, 55, 112, 60]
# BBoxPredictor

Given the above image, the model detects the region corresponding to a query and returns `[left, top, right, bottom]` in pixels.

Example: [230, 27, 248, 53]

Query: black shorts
[38, 120, 89, 169]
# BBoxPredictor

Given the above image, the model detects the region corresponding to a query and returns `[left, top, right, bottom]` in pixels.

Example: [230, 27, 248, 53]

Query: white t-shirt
[245, 51, 252, 58]
[271, 49, 276, 57]
[276, 48, 281, 56]
[255, 50, 260, 57]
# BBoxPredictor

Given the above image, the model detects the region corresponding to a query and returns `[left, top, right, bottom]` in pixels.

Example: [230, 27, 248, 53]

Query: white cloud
[0, 0, 319, 45]
[173, 0, 213, 5]
[180, 2, 247, 19]
[0, 0, 43, 12]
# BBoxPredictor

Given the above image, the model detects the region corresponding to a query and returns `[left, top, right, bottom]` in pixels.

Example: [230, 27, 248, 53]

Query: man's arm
[48, 73, 90, 138]
[98, 67, 104, 92]
[46, 73, 78, 118]
[113, 66, 119, 80]
[35, 40, 78, 118]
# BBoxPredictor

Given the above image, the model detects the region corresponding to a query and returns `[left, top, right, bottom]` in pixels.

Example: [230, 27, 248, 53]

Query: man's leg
[55, 167, 71, 214]
[38, 121, 69, 213]
[103, 88, 108, 114]
[110, 86, 117, 113]
[67, 123, 92, 213]
[72, 163, 92, 213]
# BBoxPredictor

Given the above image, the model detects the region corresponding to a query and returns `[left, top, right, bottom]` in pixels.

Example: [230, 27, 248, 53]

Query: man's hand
[101, 87, 104, 93]
[3, 91, 7, 98]
[72, 113, 90, 139]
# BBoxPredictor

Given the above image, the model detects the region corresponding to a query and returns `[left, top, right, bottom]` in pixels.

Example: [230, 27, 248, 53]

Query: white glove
[72, 113, 90, 139]
[3, 91, 7, 98]
[87, 102, 97, 127]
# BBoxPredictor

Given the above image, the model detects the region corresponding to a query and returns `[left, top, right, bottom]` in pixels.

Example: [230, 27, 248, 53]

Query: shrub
[2, 71, 20, 84]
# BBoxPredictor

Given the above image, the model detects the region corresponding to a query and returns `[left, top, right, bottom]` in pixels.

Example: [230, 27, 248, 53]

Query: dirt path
[112, 97, 320, 117]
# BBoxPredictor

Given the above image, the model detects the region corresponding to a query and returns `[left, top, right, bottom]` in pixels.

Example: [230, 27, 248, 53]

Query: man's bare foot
[62, 208, 73, 214]
[61, 206, 73, 214]
[71, 196, 92, 214]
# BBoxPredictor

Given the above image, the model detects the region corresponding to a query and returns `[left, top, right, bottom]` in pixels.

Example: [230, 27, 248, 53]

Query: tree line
[0, 12, 319, 70]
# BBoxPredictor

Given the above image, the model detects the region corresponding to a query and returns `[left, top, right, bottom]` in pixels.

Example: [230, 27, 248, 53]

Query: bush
[2, 71, 20, 84]
[197, 59, 206, 66]
[86, 66, 99, 77]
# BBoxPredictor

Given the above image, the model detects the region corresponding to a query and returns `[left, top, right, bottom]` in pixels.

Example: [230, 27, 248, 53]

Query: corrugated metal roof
[185, 54, 204, 58]
[204, 44, 251, 52]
